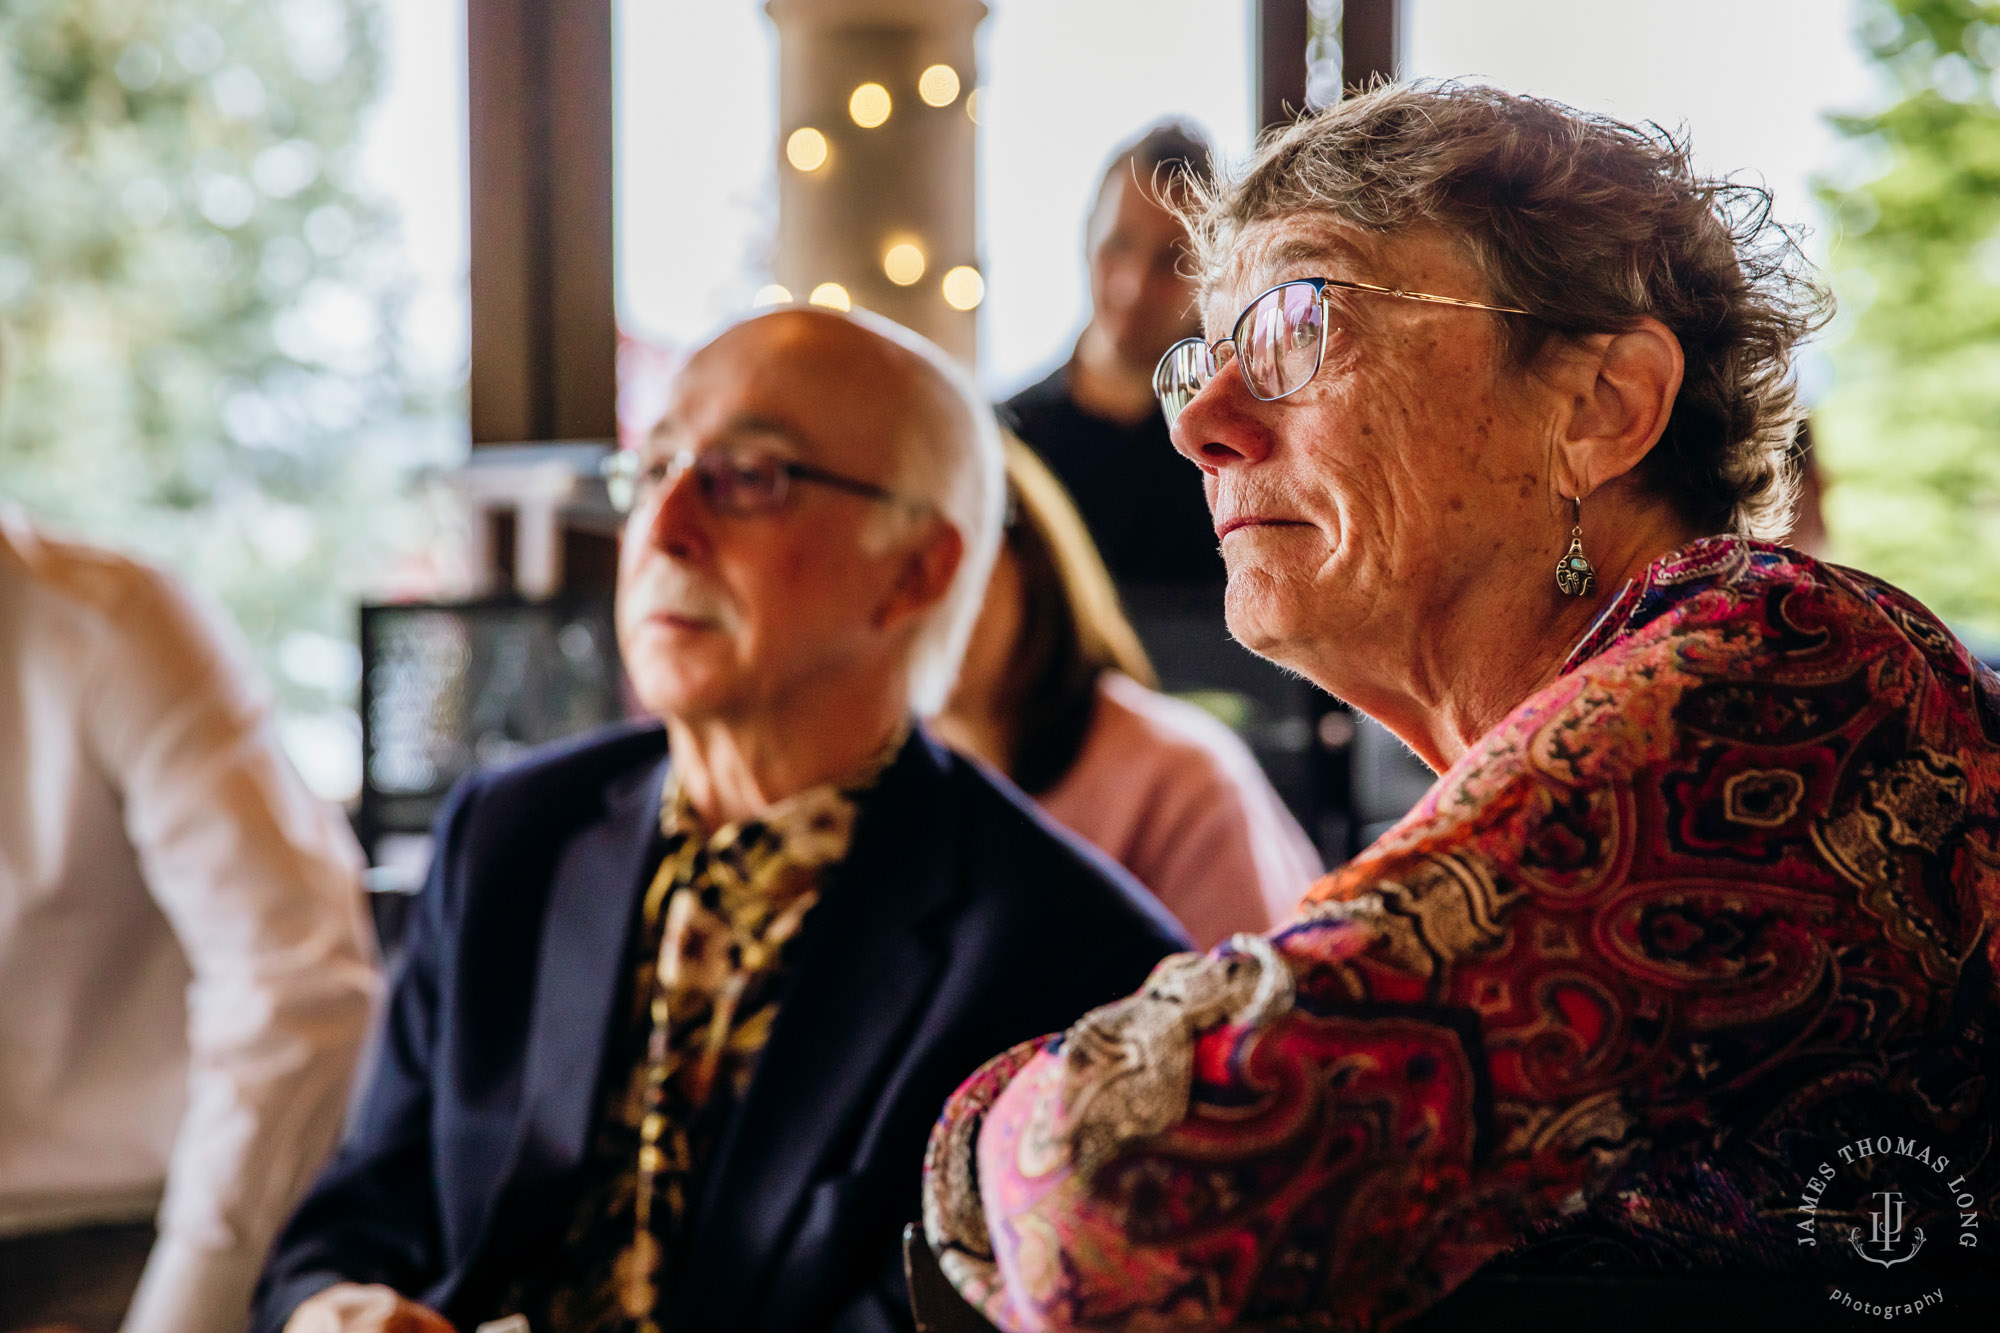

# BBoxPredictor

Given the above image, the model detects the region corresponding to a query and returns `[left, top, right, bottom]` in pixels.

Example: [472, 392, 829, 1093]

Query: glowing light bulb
[809, 282, 852, 311]
[941, 266, 984, 311]
[965, 88, 981, 124]
[785, 127, 828, 172]
[918, 65, 960, 107]
[753, 284, 792, 307]
[848, 83, 892, 129]
[883, 242, 926, 286]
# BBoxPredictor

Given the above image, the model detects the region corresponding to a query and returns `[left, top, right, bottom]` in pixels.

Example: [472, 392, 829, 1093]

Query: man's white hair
[862, 317, 1005, 717]
[798, 308, 1003, 717]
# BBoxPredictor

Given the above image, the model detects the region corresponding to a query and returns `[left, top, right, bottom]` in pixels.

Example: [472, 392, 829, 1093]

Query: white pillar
[767, 0, 987, 365]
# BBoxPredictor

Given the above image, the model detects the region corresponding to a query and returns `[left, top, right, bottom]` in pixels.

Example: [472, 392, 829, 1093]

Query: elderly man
[253, 311, 1187, 1333]
[925, 83, 2000, 1330]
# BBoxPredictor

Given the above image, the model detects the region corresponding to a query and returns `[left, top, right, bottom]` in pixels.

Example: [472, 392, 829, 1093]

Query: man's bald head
[656, 308, 1004, 716]
[686, 309, 987, 516]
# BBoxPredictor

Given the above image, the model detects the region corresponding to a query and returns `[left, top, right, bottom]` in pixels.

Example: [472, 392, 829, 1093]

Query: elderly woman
[922, 84, 2000, 1328]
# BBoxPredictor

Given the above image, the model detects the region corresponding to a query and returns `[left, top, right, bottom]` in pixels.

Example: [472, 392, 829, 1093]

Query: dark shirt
[1002, 363, 1222, 587]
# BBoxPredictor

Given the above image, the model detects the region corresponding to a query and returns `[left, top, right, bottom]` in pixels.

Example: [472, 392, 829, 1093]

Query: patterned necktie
[615, 770, 874, 1327]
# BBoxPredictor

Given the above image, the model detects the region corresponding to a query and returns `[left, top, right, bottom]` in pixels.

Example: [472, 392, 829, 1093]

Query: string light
[753, 284, 792, 306]
[785, 128, 828, 172]
[918, 65, 960, 107]
[848, 83, 892, 128]
[809, 282, 852, 311]
[941, 266, 984, 311]
[965, 88, 981, 124]
[883, 242, 926, 286]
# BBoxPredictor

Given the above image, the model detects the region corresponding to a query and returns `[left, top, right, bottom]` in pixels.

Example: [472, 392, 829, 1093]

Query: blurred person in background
[255, 309, 1185, 1333]
[923, 83, 2000, 1329]
[0, 505, 380, 1333]
[1002, 122, 1221, 590]
[934, 436, 1320, 948]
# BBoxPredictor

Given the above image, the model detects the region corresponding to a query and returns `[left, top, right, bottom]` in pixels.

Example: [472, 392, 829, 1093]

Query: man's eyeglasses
[603, 444, 916, 518]
[1152, 276, 1531, 426]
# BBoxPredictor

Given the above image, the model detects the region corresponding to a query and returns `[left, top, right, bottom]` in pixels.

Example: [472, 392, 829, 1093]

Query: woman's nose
[1170, 367, 1274, 473]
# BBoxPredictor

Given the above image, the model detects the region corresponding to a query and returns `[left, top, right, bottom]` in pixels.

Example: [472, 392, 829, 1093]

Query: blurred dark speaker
[1121, 584, 1444, 866]
[1351, 711, 1438, 849]
[1119, 583, 1353, 864]
[357, 595, 624, 853]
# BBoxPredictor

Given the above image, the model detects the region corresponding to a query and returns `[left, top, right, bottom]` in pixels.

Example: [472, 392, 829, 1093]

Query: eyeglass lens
[696, 452, 788, 514]
[1154, 341, 1215, 426]
[1241, 281, 1325, 401]
[615, 450, 792, 517]
[1154, 280, 1326, 427]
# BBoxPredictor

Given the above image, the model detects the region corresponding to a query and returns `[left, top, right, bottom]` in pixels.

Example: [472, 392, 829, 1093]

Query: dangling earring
[1555, 495, 1596, 597]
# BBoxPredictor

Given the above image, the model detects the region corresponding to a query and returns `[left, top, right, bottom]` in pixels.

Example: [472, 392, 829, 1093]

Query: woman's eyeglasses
[603, 444, 916, 518]
[1152, 276, 1531, 426]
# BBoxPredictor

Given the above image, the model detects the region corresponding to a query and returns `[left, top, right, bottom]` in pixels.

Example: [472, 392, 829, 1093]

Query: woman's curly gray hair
[1178, 81, 1832, 539]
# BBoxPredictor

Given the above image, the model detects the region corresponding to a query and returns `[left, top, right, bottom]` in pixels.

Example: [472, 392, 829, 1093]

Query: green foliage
[0, 0, 451, 745]
[1817, 0, 2000, 641]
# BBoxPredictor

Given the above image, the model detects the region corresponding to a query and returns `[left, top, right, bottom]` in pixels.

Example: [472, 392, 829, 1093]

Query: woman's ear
[1551, 317, 1685, 498]
[876, 520, 964, 631]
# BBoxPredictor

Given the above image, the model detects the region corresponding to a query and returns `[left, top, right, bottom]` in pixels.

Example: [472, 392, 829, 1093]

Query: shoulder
[1369, 536, 1996, 868]
[1566, 537, 1951, 685]
[416, 721, 666, 948]
[0, 510, 209, 650]
[1099, 674, 1265, 783]
[1053, 676, 1272, 820]
[1, 512, 267, 743]
[924, 733, 1191, 949]
[999, 364, 1074, 434]
[1515, 538, 1957, 783]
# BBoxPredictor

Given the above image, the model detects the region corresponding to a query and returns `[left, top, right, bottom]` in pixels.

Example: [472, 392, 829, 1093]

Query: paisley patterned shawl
[922, 537, 2000, 1331]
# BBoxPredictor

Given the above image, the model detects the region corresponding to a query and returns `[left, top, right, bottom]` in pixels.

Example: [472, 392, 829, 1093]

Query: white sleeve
[82, 565, 382, 1333]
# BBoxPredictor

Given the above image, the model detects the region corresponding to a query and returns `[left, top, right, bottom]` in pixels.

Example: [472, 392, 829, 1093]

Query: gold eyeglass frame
[1153, 276, 1533, 424]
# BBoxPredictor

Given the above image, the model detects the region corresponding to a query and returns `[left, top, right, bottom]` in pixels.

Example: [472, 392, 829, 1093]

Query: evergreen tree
[1818, 0, 2000, 640]
[0, 0, 445, 770]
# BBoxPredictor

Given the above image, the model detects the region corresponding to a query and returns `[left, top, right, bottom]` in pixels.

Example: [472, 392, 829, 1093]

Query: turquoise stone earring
[1555, 496, 1596, 597]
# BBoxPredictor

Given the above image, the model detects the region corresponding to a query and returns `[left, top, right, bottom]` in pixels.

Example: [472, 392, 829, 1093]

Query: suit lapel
[511, 752, 669, 1181]
[443, 749, 670, 1319]
[678, 733, 960, 1328]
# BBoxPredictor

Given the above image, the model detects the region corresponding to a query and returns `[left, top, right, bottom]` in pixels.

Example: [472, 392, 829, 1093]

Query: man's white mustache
[628, 566, 741, 631]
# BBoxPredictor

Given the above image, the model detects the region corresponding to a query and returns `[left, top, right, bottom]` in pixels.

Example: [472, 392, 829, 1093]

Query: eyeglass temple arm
[787, 462, 904, 504]
[1329, 277, 1531, 316]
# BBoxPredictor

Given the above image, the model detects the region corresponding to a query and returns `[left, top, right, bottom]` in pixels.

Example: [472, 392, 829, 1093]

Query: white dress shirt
[0, 508, 381, 1333]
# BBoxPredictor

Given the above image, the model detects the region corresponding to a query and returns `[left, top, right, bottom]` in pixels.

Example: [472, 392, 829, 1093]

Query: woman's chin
[1223, 586, 1303, 663]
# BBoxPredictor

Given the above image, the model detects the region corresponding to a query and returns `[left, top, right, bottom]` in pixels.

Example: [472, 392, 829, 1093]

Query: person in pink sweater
[933, 438, 1321, 948]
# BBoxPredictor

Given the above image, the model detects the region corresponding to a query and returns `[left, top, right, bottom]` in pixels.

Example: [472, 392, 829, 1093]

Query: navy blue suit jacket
[253, 724, 1188, 1333]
